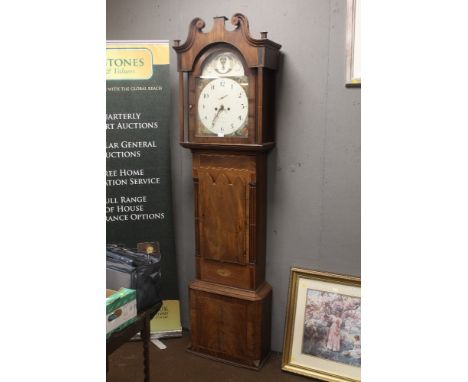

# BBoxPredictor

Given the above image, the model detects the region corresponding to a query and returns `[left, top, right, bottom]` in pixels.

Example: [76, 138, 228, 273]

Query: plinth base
[188, 280, 272, 370]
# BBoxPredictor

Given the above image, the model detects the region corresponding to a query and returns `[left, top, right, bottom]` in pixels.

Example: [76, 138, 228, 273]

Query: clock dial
[197, 77, 248, 137]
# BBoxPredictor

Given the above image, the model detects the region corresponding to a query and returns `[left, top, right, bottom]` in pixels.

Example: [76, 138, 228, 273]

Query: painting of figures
[302, 289, 361, 367]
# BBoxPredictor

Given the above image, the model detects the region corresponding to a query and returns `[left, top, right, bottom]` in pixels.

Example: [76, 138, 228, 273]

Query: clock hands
[211, 104, 226, 128]
[218, 94, 228, 100]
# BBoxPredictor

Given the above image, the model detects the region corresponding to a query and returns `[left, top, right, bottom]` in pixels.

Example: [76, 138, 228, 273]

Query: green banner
[106, 41, 178, 301]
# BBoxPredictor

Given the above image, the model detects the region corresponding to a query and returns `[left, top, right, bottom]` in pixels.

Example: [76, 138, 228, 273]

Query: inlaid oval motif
[216, 268, 231, 277]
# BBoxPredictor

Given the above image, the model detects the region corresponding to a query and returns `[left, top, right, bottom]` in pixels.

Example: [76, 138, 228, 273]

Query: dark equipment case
[106, 243, 162, 314]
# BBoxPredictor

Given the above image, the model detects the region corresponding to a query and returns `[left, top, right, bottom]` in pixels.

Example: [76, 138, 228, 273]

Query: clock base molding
[186, 344, 272, 371]
[188, 280, 272, 369]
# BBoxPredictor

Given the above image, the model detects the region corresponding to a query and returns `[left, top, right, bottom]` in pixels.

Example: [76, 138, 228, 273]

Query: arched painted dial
[197, 78, 248, 137]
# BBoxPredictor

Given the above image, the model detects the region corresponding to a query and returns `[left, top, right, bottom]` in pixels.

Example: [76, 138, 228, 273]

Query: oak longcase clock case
[173, 14, 281, 369]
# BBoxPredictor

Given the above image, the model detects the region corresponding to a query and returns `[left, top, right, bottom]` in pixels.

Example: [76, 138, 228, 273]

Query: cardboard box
[106, 288, 137, 338]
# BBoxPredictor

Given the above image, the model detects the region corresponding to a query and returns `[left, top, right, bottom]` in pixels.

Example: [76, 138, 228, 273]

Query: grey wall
[107, 0, 360, 352]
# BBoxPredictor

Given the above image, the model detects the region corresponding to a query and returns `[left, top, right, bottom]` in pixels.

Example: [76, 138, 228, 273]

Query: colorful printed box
[106, 288, 137, 338]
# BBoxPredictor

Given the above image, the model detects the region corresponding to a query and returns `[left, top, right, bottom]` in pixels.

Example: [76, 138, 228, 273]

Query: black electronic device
[106, 244, 162, 313]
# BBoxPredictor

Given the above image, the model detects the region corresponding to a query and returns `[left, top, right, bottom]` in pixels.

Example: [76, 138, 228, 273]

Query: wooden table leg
[141, 314, 150, 382]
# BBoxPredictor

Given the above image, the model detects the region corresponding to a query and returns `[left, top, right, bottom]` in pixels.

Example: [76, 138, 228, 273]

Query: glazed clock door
[189, 46, 255, 144]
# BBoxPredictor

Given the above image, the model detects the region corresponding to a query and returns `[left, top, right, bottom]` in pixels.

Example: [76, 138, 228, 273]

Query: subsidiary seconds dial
[197, 78, 248, 137]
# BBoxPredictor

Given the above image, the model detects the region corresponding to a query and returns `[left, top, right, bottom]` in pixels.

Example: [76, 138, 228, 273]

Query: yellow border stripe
[107, 43, 169, 65]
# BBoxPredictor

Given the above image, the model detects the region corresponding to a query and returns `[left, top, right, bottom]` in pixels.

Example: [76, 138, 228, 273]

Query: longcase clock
[173, 14, 281, 369]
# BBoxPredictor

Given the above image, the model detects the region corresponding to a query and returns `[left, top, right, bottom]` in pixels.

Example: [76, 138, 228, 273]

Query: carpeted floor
[107, 330, 313, 382]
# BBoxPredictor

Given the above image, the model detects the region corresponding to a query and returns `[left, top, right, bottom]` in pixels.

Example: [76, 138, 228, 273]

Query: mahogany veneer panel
[193, 151, 267, 290]
[189, 281, 272, 369]
[198, 172, 247, 264]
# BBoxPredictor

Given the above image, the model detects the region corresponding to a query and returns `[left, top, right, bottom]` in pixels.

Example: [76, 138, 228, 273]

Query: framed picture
[282, 268, 361, 381]
[346, 0, 361, 87]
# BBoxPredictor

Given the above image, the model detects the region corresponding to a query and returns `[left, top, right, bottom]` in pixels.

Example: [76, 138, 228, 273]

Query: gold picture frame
[282, 268, 361, 381]
[346, 0, 361, 87]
